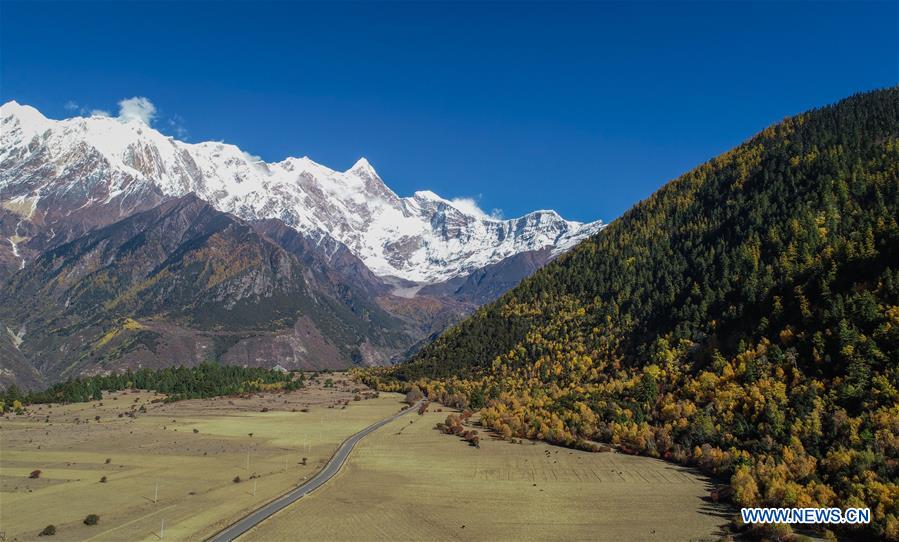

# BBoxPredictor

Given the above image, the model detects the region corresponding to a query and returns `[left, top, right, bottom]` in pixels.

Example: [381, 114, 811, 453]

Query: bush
[29, 469, 41, 479]
[105, 458, 111, 464]
[404, 386, 424, 405]
[100, 476, 107, 483]
[83, 514, 99, 526]
[233, 475, 241, 483]
[40, 525, 56, 536]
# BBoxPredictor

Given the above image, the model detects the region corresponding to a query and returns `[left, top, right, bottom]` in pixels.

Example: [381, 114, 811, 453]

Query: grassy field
[0, 375, 407, 541]
[243, 405, 732, 542]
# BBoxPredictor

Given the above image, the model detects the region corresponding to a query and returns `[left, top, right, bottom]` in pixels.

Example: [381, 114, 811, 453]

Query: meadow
[0, 376, 406, 541]
[242, 404, 731, 541]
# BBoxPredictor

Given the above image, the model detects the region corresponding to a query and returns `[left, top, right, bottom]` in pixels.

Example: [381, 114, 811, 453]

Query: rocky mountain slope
[0, 194, 413, 388]
[0, 101, 603, 284]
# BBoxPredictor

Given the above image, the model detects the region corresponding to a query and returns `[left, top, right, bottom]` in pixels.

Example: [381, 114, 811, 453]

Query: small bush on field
[29, 469, 41, 479]
[404, 385, 424, 405]
[40, 525, 56, 536]
[83, 514, 99, 526]
[233, 476, 241, 483]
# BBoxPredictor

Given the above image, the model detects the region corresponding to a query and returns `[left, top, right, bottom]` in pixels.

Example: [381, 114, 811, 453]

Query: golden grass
[0, 378, 406, 541]
[243, 406, 732, 541]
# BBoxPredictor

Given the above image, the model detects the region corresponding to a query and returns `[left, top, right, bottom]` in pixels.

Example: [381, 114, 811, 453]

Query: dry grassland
[0, 375, 406, 541]
[243, 406, 731, 542]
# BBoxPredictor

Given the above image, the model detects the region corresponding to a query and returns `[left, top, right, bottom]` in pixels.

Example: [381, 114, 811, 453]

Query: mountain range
[0, 101, 603, 388]
[0, 101, 602, 283]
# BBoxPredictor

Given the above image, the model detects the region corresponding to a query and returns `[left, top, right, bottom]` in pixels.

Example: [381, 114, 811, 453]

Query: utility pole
[160, 518, 165, 539]
[246, 451, 250, 471]
[252, 478, 257, 496]
[154, 481, 158, 504]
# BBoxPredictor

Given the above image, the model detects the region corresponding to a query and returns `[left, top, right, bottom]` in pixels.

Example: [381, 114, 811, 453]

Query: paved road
[208, 401, 421, 542]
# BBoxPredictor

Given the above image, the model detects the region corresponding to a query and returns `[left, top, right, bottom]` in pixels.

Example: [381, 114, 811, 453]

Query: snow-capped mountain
[0, 101, 603, 283]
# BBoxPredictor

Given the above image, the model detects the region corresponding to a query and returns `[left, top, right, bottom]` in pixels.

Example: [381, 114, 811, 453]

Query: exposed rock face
[0, 195, 411, 387]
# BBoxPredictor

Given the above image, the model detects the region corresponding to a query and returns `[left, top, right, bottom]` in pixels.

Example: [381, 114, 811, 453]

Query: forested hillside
[369, 88, 899, 539]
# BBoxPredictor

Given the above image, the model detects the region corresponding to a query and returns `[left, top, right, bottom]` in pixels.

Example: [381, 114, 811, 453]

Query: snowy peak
[348, 157, 376, 176]
[0, 101, 605, 283]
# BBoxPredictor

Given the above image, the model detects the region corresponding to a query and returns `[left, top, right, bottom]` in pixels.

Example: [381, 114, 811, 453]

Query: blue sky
[2, 1, 896, 222]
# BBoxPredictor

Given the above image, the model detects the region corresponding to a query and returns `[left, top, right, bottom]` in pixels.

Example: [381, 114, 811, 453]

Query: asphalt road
[208, 400, 420, 542]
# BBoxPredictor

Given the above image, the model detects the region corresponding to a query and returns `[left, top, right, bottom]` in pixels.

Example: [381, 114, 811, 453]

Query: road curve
[207, 400, 420, 542]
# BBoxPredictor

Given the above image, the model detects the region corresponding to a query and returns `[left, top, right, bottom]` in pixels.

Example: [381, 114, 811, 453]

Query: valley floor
[241, 406, 732, 542]
[0, 378, 406, 542]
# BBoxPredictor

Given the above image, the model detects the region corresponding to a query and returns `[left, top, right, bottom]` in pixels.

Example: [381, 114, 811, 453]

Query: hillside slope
[0, 194, 412, 387]
[384, 88, 899, 538]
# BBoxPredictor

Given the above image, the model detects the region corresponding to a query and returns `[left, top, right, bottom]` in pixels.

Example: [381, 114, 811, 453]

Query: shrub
[105, 458, 111, 464]
[83, 514, 99, 526]
[29, 469, 41, 479]
[404, 386, 424, 405]
[233, 475, 241, 483]
[40, 525, 56, 536]
[100, 476, 107, 483]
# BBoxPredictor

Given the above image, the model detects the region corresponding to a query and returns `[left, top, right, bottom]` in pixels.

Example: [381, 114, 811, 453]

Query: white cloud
[118, 96, 156, 124]
[90, 109, 111, 117]
[64, 100, 79, 111]
[241, 151, 263, 163]
[241, 151, 271, 174]
[167, 114, 188, 139]
[450, 196, 502, 220]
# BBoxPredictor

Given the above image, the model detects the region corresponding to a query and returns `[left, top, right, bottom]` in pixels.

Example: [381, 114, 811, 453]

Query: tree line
[1, 363, 304, 411]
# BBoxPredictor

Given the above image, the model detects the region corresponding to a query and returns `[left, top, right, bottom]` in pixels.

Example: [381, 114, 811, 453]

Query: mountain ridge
[0, 100, 604, 283]
[0, 193, 417, 388]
